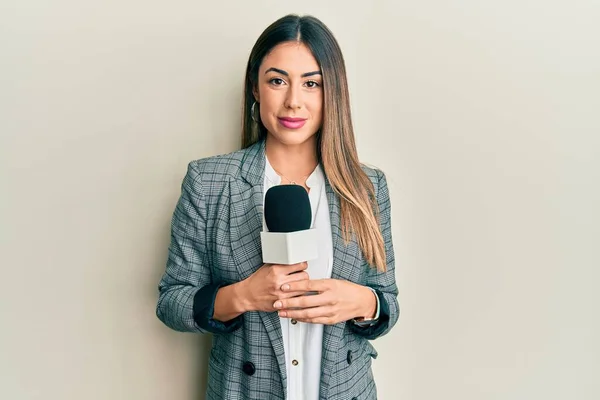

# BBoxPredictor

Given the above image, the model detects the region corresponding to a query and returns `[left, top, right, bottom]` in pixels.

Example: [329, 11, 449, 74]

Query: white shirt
[262, 155, 333, 400]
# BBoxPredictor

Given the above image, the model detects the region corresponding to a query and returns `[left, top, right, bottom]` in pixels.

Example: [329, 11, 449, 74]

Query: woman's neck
[265, 135, 318, 180]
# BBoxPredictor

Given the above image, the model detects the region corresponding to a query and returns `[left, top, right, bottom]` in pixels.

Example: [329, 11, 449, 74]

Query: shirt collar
[264, 154, 323, 189]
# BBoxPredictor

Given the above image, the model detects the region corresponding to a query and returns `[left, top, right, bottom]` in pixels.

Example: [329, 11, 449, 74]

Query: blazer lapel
[320, 178, 363, 400]
[228, 139, 289, 393]
[229, 139, 266, 280]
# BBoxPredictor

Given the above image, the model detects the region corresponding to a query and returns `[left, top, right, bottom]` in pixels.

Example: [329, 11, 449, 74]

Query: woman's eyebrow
[265, 67, 322, 77]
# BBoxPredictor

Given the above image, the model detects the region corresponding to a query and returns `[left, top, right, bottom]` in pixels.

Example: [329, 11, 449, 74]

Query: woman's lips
[278, 117, 307, 129]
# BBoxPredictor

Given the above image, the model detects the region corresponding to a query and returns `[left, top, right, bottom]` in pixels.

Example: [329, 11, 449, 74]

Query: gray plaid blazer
[156, 139, 399, 400]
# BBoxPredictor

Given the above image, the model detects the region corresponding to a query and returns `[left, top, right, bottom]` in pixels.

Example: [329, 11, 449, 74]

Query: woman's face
[254, 41, 323, 146]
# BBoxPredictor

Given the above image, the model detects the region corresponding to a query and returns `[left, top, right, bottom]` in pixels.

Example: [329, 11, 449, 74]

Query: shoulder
[360, 163, 388, 198]
[186, 147, 248, 181]
[179, 145, 256, 198]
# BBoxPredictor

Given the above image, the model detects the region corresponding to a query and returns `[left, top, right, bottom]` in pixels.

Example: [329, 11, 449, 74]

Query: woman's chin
[267, 129, 318, 147]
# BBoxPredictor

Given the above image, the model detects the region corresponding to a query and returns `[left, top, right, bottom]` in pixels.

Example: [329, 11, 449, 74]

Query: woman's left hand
[273, 279, 377, 325]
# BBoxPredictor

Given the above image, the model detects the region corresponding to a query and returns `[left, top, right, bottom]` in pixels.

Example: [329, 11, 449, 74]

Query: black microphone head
[264, 185, 312, 233]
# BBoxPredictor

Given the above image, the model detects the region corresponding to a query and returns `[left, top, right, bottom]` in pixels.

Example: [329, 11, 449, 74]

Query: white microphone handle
[260, 229, 318, 265]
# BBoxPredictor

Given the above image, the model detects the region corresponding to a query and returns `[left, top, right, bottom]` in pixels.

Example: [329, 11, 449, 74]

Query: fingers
[277, 305, 335, 321]
[278, 291, 310, 300]
[282, 278, 329, 293]
[273, 261, 308, 275]
[281, 271, 309, 289]
[273, 292, 329, 310]
[293, 317, 336, 325]
[272, 263, 309, 292]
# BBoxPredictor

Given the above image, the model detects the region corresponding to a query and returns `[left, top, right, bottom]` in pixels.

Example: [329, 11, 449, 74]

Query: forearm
[350, 289, 398, 340]
[213, 281, 251, 322]
[355, 285, 378, 320]
[191, 282, 246, 333]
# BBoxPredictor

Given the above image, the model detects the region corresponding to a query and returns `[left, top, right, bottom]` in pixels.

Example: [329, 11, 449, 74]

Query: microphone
[260, 185, 319, 265]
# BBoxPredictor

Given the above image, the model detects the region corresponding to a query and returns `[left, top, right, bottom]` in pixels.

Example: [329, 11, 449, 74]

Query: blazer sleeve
[156, 162, 243, 334]
[349, 169, 400, 340]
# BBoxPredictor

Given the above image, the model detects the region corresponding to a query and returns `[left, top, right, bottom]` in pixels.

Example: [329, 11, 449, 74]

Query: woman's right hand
[240, 262, 310, 313]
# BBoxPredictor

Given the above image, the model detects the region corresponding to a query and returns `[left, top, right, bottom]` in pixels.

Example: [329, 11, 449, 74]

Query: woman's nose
[284, 85, 302, 110]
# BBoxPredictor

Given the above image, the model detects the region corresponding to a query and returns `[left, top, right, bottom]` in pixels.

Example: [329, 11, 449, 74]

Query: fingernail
[281, 284, 290, 291]
[278, 311, 287, 317]
[274, 301, 282, 309]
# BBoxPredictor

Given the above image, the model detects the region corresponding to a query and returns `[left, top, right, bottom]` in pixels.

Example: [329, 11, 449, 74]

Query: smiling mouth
[277, 117, 307, 129]
[278, 117, 307, 122]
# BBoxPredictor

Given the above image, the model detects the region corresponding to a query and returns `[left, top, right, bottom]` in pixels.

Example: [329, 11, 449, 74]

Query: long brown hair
[241, 15, 386, 272]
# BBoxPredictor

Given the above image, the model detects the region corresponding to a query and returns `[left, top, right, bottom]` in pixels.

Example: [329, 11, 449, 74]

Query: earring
[251, 101, 259, 123]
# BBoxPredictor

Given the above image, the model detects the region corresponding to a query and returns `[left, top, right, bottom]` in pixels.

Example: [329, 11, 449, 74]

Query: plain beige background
[1, 1, 599, 399]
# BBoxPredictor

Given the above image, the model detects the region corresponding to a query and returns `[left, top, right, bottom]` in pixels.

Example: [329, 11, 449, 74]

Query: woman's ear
[252, 86, 260, 103]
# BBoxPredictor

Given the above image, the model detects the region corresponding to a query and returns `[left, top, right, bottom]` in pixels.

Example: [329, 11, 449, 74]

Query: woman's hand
[272, 279, 377, 325]
[238, 262, 311, 313]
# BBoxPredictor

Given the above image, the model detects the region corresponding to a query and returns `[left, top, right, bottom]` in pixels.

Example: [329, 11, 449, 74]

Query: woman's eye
[269, 78, 285, 85]
[305, 80, 320, 88]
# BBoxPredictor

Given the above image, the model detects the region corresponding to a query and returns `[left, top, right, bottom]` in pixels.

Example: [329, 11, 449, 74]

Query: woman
[156, 14, 399, 400]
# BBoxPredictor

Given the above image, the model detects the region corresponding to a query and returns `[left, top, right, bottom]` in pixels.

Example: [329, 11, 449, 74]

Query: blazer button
[242, 361, 255, 376]
[347, 350, 353, 365]
[351, 397, 358, 400]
